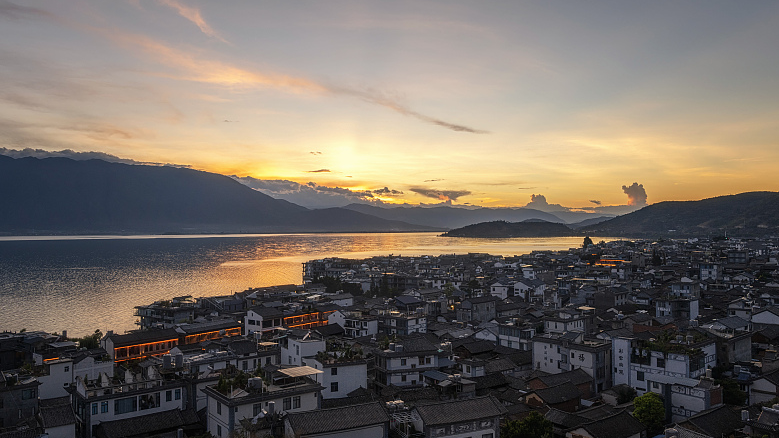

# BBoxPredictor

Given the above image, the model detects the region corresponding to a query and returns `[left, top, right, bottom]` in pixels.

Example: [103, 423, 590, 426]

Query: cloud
[622, 182, 648, 206]
[0, 0, 52, 20]
[0, 147, 191, 167]
[410, 187, 471, 203]
[96, 28, 486, 133]
[424, 178, 443, 182]
[306, 169, 330, 173]
[310, 151, 322, 155]
[372, 187, 403, 195]
[524, 194, 570, 212]
[232, 176, 403, 208]
[589, 199, 602, 205]
[156, 0, 227, 43]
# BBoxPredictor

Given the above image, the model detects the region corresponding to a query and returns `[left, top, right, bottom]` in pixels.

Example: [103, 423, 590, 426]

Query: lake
[0, 233, 607, 336]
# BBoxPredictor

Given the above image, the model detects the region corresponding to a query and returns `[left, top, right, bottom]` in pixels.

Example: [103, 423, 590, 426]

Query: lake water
[0, 233, 607, 336]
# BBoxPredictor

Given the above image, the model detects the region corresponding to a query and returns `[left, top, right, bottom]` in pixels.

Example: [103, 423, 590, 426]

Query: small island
[440, 220, 579, 238]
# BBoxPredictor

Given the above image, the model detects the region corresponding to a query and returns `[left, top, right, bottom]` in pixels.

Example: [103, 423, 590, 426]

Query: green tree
[72, 329, 103, 349]
[716, 378, 747, 406]
[582, 236, 594, 248]
[632, 392, 665, 435]
[615, 385, 637, 404]
[501, 411, 553, 438]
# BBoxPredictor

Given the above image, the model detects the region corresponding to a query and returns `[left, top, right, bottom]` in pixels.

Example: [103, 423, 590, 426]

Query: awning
[278, 366, 323, 377]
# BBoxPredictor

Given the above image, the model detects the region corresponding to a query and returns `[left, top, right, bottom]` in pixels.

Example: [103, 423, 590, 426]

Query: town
[5, 236, 779, 438]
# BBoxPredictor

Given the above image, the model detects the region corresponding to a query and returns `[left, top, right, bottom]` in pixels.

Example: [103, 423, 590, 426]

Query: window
[401, 359, 407, 366]
[242, 360, 248, 371]
[21, 388, 36, 400]
[637, 371, 645, 381]
[64, 366, 69, 372]
[293, 396, 300, 409]
[166, 390, 172, 402]
[253, 403, 263, 416]
[139, 393, 160, 410]
[101, 402, 108, 413]
[331, 367, 338, 376]
[401, 375, 407, 382]
[217, 402, 222, 415]
[283, 397, 292, 411]
[331, 382, 339, 392]
[652, 381, 659, 389]
[217, 425, 222, 437]
[656, 357, 665, 368]
[175, 389, 181, 400]
[114, 397, 137, 415]
[266, 357, 272, 365]
[92, 403, 98, 415]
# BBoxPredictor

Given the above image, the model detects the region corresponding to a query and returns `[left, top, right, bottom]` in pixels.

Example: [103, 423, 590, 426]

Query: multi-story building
[544, 311, 586, 335]
[497, 322, 535, 351]
[612, 331, 719, 422]
[244, 306, 284, 336]
[373, 337, 443, 389]
[1, 372, 40, 430]
[203, 368, 322, 438]
[134, 296, 196, 329]
[303, 353, 368, 399]
[71, 365, 187, 438]
[531, 332, 612, 394]
[341, 314, 379, 338]
[280, 332, 325, 366]
[456, 296, 499, 323]
[376, 311, 426, 336]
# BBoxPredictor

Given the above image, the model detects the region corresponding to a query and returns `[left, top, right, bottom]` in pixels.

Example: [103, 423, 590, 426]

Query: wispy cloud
[232, 176, 404, 208]
[156, 0, 227, 43]
[101, 29, 486, 133]
[0, 0, 52, 20]
[307, 169, 330, 173]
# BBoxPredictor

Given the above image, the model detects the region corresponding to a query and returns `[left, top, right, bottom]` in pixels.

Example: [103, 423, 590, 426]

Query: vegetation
[615, 385, 637, 404]
[311, 275, 363, 295]
[716, 377, 747, 406]
[632, 392, 665, 435]
[501, 411, 553, 438]
[441, 220, 577, 238]
[71, 329, 103, 349]
[582, 236, 594, 248]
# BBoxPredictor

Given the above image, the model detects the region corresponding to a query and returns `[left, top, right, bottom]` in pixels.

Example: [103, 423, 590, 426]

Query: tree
[582, 236, 594, 248]
[615, 385, 637, 404]
[72, 329, 103, 349]
[632, 392, 665, 435]
[501, 411, 553, 438]
[716, 377, 747, 406]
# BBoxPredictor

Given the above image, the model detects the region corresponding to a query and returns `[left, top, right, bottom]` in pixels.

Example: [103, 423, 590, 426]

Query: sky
[1, 1, 778, 210]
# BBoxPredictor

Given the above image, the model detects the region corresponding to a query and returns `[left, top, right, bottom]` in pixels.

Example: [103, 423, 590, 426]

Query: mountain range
[0, 156, 438, 234]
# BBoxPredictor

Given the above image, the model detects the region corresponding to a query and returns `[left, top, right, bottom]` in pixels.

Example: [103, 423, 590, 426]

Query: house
[38, 396, 77, 438]
[564, 409, 645, 438]
[373, 337, 443, 389]
[204, 367, 323, 438]
[244, 306, 284, 335]
[92, 408, 202, 438]
[280, 331, 325, 366]
[532, 332, 612, 394]
[1, 372, 40, 430]
[283, 401, 389, 438]
[302, 352, 368, 399]
[753, 307, 779, 328]
[525, 381, 582, 412]
[456, 296, 500, 323]
[409, 395, 507, 438]
[675, 405, 744, 438]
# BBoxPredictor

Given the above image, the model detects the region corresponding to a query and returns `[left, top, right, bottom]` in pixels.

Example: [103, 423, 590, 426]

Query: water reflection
[0, 233, 610, 336]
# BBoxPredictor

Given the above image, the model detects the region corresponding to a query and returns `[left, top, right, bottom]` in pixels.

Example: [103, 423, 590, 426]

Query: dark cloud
[524, 194, 570, 212]
[233, 176, 405, 208]
[223, 119, 237, 122]
[309, 151, 322, 155]
[410, 187, 471, 203]
[622, 182, 648, 206]
[0, 1, 52, 20]
[424, 179, 443, 182]
[589, 200, 602, 205]
[0, 147, 191, 168]
[372, 187, 403, 195]
[517, 187, 537, 190]
[306, 169, 330, 173]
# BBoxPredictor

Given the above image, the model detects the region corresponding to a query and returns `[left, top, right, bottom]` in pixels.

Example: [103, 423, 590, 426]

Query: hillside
[441, 220, 577, 238]
[582, 191, 779, 237]
[0, 156, 438, 234]
[342, 203, 598, 228]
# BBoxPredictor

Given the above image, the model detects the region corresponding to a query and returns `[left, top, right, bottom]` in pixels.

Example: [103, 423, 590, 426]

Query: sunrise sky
[1, 1, 778, 209]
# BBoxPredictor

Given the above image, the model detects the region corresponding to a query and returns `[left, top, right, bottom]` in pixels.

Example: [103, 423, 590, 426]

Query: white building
[302, 355, 368, 399]
[281, 333, 326, 366]
[244, 306, 284, 336]
[531, 332, 611, 393]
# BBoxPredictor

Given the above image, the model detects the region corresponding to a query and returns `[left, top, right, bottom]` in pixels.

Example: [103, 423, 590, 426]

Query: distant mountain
[343, 203, 592, 229]
[0, 156, 439, 234]
[582, 191, 779, 237]
[441, 220, 578, 238]
[568, 216, 614, 229]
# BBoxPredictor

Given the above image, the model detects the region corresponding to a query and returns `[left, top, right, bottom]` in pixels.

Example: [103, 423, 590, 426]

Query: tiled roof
[574, 410, 645, 438]
[285, 402, 389, 435]
[38, 396, 76, 428]
[93, 408, 200, 438]
[532, 381, 581, 404]
[107, 329, 180, 347]
[533, 368, 592, 388]
[414, 395, 507, 426]
[678, 405, 744, 438]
